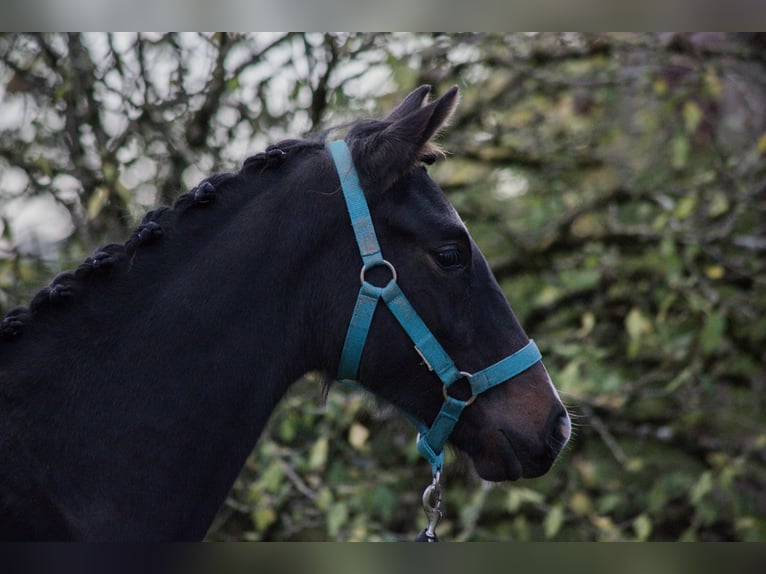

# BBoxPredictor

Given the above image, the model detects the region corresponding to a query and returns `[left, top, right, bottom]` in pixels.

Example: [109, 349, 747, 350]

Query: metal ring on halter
[359, 259, 397, 286]
[442, 371, 477, 406]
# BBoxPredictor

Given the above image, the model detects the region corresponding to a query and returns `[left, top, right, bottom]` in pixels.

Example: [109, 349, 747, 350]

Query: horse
[0, 85, 570, 541]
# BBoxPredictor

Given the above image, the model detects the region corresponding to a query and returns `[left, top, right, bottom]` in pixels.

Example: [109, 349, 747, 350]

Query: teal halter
[328, 140, 542, 476]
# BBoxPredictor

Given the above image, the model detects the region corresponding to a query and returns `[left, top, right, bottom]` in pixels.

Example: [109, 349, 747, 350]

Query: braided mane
[0, 139, 325, 341]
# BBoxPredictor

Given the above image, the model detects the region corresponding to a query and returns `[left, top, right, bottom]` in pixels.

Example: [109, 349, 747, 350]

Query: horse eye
[434, 247, 464, 269]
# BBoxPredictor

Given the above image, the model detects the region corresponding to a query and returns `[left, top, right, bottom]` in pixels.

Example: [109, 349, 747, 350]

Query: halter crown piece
[328, 140, 542, 477]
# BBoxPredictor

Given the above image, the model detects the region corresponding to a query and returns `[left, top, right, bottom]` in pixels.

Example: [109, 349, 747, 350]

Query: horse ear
[351, 86, 459, 190]
[381, 85, 459, 158]
[383, 85, 432, 122]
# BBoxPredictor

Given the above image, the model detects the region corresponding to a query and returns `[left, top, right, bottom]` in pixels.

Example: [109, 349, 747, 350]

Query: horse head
[317, 85, 570, 481]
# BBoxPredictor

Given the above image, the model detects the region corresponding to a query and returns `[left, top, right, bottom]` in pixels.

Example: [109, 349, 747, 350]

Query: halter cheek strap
[328, 140, 541, 476]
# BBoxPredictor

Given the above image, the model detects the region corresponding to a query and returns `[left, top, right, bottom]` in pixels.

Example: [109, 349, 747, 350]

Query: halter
[328, 140, 542, 477]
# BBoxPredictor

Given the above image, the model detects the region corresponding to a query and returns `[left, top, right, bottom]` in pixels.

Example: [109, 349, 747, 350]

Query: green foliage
[2, 33, 765, 540]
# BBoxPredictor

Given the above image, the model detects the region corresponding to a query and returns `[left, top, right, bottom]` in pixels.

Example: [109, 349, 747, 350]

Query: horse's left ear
[382, 85, 459, 158]
[350, 86, 459, 190]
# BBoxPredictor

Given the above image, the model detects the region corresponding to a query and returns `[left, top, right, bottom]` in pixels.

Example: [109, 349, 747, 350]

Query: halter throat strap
[328, 139, 541, 476]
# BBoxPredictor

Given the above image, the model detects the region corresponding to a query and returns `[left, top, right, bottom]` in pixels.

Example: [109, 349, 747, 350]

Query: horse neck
[0, 168, 342, 540]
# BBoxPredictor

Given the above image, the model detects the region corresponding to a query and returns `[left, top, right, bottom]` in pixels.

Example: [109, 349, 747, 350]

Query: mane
[0, 138, 326, 342]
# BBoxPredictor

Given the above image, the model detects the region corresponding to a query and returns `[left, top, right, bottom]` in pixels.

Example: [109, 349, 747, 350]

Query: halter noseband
[328, 140, 542, 476]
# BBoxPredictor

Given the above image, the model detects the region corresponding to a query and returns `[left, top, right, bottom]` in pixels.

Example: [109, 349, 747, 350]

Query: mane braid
[0, 170, 243, 340]
[241, 139, 325, 174]
[0, 137, 329, 341]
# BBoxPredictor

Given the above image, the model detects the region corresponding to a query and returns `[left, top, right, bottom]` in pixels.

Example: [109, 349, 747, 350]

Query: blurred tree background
[1, 33, 765, 541]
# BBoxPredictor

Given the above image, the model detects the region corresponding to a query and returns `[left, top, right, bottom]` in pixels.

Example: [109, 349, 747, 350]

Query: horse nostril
[547, 406, 571, 448]
[558, 410, 571, 444]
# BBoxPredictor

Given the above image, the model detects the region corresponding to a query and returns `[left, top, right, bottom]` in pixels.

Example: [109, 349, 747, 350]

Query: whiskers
[549, 391, 586, 454]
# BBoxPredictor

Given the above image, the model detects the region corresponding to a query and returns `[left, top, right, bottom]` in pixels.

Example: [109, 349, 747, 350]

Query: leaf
[544, 503, 565, 539]
[596, 493, 623, 515]
[707, 192, 730, 217]
[226, 76, 240, 92]
[592, 515, 620, 541]
[625, 308, 652, 340]
[704, 265, 725, 280]
[348, 422, 369, 450]
[535, 285, 561, 307]
[704, 68, 723, 99]
[625, 457, 645, 473]
[683, 101, 703, 134]
[576, 311, 596, 338]
[507, 487, 545, 513]
[569, 491, 592, 516]
[674, 195, 697, 220]
[255, 463, 284, 495]
[690, 470, 713, 505]
[558, 359, 582, 390]
[279, 417, 296, 442]
[327, 501, 349, 538]
[315, 487, 333, 512]
[757, 132, 766, 155]
[253, 507, 276, 531]
[633, 513, 653, 541]
[309, 436, 329, 471]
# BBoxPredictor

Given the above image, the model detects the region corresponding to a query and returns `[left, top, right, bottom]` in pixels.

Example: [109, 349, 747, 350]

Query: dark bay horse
[0, 86, 570, 540]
